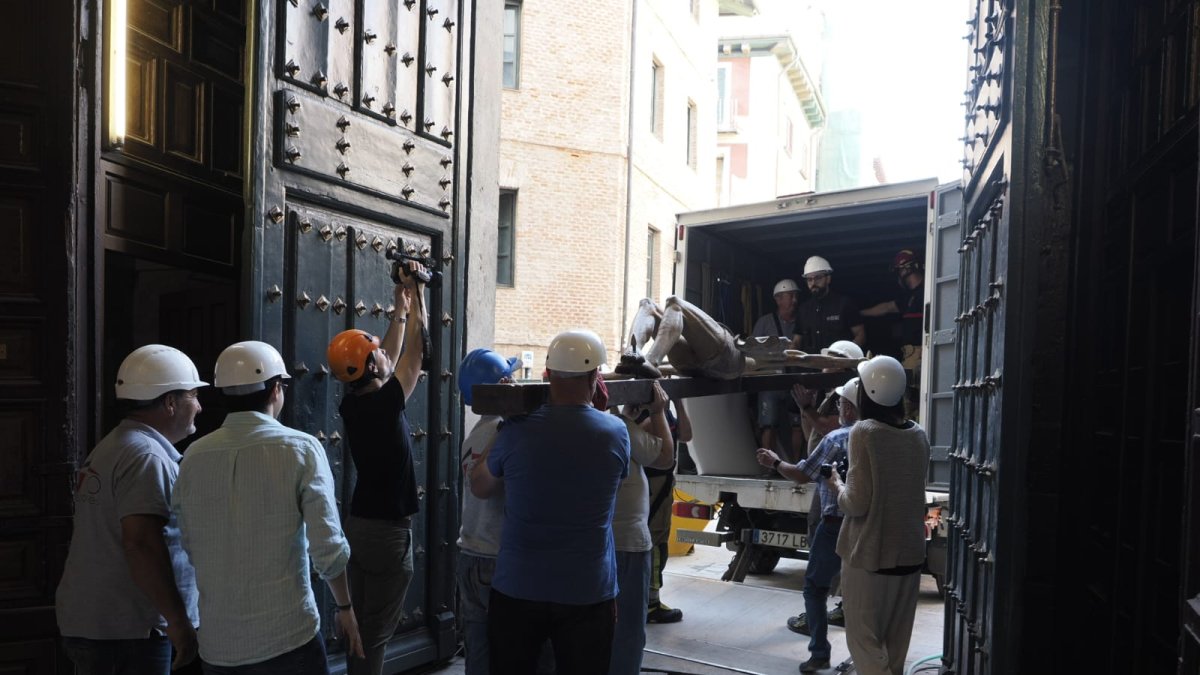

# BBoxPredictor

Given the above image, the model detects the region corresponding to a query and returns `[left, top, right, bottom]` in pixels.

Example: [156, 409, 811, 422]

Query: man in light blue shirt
[174, 341, 363, 673]
[57, 345, 206, 675]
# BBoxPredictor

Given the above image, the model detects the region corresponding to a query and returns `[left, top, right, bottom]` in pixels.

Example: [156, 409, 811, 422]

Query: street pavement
[426, 543, 946, 674]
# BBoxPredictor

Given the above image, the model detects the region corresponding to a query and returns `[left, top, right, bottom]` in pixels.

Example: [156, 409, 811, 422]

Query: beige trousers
[840, 565, 921, 675]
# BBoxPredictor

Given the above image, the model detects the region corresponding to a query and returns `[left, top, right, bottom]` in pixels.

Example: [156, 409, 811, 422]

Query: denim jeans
[62, 635, 172, 675]
[201, 635, 327, 675]
[609, 550, 651, 675]
[345, 517, 414, 675]
[802, 518, 843, 661]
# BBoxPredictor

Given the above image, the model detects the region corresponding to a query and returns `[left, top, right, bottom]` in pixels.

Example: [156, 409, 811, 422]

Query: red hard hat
[892, 249, 921, 270]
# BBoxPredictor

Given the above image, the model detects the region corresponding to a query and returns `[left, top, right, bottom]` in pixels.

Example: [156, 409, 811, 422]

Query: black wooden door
[245, 0, 472, 668]
[945, 1, 1019, 672]
[0, 2, 80, 673]
[1057, 2, 1196, 673]
[948, 1, 1200, 673]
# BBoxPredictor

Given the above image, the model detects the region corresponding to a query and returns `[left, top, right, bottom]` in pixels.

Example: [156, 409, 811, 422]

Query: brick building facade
[495, 0, 718, 368]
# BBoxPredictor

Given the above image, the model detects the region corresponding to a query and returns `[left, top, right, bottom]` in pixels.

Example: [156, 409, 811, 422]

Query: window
[503, 2, 521, 88]
[651, 60, 664, 138]
[497, 190, 516, 286]
[716, 63, 733, 130]
[784, 117, 794, 156]
[686, 100, 697, 168]
[646, 228, 659, 298]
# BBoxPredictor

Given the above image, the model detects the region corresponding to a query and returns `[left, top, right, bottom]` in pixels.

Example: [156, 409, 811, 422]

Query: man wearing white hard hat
[470, 329, 630, 674]
[751, 279, 805, 457]
[757, 376, 862, 672]
[794, 256, 866, 354]
[57, 345, 206, 674]
[174, 341, 363, 673]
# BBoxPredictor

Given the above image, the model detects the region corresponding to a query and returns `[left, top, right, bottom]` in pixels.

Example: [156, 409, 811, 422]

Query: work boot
[646, 602, 683, 623]
[615, 352, 662, 379]
[828, 602, 845, 627]
[798, 656, 830, 672]
[786, 613, 810, 636]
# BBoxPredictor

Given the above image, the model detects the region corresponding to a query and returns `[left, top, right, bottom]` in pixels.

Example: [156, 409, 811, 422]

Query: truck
[670, 178, 961, 593]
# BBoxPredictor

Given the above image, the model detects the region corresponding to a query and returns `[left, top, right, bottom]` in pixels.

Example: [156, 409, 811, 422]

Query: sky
[814, 0, 971, 185]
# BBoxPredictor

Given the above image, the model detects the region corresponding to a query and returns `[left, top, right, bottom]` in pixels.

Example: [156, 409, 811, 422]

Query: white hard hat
[821, 340, 864, 360]
[214, 341, 291, 394]
[803, 256, 833, 278]
[773, 279, 800, 296]
[115, 345, 209, 401]
[835, 377, 861, 408]
[857, 355, 907, 407]
[545, 329, 607, 373]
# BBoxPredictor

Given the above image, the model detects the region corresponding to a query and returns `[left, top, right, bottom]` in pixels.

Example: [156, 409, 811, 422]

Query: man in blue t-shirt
[470, 329, 630, 675]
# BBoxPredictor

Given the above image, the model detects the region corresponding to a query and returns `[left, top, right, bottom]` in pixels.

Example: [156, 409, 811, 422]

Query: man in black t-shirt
[861, 249, 926, 370]
[792, 256, 866, 354]
[863, 250, 925, 420]
[327, 263, 428, 675]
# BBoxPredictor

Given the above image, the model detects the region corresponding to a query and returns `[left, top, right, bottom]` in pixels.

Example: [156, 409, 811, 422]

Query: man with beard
[793, 256, 865, 354]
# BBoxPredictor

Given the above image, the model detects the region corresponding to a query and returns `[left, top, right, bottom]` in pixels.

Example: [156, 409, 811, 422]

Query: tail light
[673, 501, 713, 520]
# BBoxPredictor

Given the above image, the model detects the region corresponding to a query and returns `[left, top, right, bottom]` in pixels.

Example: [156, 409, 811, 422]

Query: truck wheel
[747, 549, 781, 575]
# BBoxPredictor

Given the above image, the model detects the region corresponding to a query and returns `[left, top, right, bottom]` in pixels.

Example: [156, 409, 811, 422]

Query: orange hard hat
[327, 329, 380, 383]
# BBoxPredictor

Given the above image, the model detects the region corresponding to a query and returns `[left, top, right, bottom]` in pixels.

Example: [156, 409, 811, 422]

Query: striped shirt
[173, 411, 349, 666]
[796, 425, 850, 518]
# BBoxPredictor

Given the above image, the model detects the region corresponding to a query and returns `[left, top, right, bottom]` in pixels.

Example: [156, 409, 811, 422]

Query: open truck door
[668, 179, 957, 584]
[920, 181, 963, 594]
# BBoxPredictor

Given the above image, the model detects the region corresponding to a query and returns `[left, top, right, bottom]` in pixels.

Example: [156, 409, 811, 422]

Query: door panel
[946, 0, 1013, 670]
[248, 0, 470, 659]
[360, 0, 420, 125]
[0, 0, 76, 672]
[921, 183, 961, 489]
[421, 0, 458, 141]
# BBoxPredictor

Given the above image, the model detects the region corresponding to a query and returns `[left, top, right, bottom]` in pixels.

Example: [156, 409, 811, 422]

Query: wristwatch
[772, 458, 782, 471]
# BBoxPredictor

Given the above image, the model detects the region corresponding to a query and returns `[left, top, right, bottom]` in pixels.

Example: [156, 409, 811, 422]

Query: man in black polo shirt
[793, 256, 866, 354]
[326, 263, 427, 675]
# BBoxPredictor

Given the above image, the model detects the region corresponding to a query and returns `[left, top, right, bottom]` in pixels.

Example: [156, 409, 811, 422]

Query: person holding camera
[756, 376, 861, 673]
[326, 261, 428, 675]
[826, 356, 930, 675]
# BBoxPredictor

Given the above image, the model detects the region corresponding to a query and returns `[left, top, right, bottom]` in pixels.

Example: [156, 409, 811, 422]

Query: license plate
[752, 529, 809, 550]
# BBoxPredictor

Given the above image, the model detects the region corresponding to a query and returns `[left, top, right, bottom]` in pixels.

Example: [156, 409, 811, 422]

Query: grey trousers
[840, 565, 921, 675]
[345, 516, 414, 675]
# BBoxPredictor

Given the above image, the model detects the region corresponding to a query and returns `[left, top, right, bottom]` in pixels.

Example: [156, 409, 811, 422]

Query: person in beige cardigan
[825, 356, 930, 675]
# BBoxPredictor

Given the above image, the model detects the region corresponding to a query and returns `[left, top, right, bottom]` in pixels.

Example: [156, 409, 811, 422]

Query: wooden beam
[470, 371, 856, 416]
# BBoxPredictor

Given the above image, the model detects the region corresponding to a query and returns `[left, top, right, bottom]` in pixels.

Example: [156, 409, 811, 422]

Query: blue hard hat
[458, 349, 520, 406]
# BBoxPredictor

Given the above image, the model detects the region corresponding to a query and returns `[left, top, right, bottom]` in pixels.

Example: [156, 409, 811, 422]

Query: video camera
[819, 456, 849, 480]
[385, 248, 443, 288]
